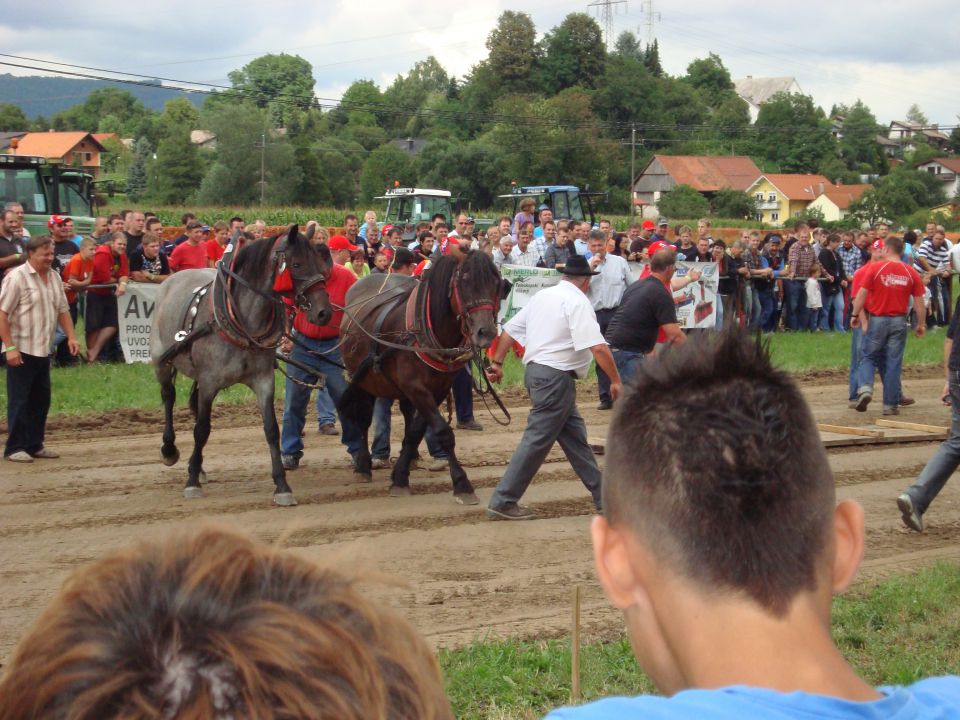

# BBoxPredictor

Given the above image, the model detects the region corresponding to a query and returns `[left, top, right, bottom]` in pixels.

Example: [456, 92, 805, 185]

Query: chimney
[406, 137, 414, 152]
[818, 182, 825, 195]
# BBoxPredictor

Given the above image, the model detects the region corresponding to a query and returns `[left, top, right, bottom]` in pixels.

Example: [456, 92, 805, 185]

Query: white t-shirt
[805, 278, 822, 309]
[504, 279, 606, 378]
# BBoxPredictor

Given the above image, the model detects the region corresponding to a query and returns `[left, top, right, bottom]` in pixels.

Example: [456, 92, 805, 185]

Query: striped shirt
[0, 260, 69, 357]
[916, 238, 950, 273]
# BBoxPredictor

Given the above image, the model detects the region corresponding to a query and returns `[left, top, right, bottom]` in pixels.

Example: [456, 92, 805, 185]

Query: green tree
[838, 100, 882, 171]
[158, 97, 200, 134]
[416, 137, 508, 208]
[227, 53, 315, 127]
[754, 92, 835, 172]
[383, 57, 449, 119]
[657, 184, 710, 219]
[149, 126, 203, 204]
[486, 11, 540, 92]
[684, 53, 734, 108]
[359, 144, 416, 203]
[52, 87, 151, 136]
[851, 165, 946, 224]
[315, 137, 363, 207]
[292, 142, 332, 206]
[905, 103, 928, 126]
[0, 103, 29, 131]
[538, 13, 606, 94]
[643, 40, 664, 77]
[126, 137, 152, 202]
[612, 31, 643, 61]
[711, 189, 756, 219]
[949, 127, 960, 155]
[593, 53, 660, 128]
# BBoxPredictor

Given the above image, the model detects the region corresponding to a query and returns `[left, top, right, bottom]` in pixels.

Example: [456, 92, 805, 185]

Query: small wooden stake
[875, 418, 949, 434]
[817, 423, 885, 438]
[571, 584, 582, 703]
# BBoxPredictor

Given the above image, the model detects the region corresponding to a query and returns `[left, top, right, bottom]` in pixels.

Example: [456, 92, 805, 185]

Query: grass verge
[439, 562, 960, 720]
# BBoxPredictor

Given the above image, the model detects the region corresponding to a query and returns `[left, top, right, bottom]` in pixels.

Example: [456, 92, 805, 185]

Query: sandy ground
[2, 372, 960, 663]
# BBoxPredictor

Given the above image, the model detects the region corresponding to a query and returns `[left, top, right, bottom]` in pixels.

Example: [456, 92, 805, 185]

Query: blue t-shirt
[545, 677, 960, 719]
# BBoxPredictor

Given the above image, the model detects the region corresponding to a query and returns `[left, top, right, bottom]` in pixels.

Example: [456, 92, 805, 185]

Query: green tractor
[0, 154, 96, 236]
[374, 187, 492, 238]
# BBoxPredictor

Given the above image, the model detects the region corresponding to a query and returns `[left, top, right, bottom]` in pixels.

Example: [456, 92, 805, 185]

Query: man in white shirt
[512, 223, 541, 267]
[484, 255, 622, 520]
[492, 236, 516, 269]
[587, 229, 634, 410]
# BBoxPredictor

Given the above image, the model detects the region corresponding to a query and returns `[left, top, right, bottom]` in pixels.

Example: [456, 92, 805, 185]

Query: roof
[733, 77, 800, 106]
[647, 155, 762, 192]
[190, 130, 216, 145]
[918, 157, 960, 174]
[890, 121, 950, 142]
[817, 184, 872, 210]
[0, 131, 27, 151]
[751, 174, 835, 201]
[91, 132, 120, 146]
[12, 131, 105, 157]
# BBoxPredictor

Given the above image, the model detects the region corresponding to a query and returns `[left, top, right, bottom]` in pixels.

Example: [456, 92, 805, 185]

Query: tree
[613, 31, 643, 61]
[643, 39, 663, 77]
[416, 138, 507, 209]
[383, 57, 449, 118]
[486, 11, 539, 92]
[593, 54, 660, 127]
[149, 126, 203, 204]
[158, 97, 200, 134]
[0, 103, 29, 131]
[51, 87, 151, 136]
[905, 103, 928, 126]
[851, 165, 946, 224]
[538, 13, 606, 94]
[126, 137, 152, 202]
[292, 142, 332, 206]
[711, 189, 756, 219]
[949, 127, 960, 155]
[657, 184, 710, 219]
[228, 53, 315, 127]
[838, 100, 882, 171]
[359, 144, 415, 203]
[754, 92, 835, 173]
[684, 53, 734, 108]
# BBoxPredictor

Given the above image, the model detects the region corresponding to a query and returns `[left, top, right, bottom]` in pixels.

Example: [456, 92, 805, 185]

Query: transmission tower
[638, 0, 661, 47]
[588, 0, 627, 50]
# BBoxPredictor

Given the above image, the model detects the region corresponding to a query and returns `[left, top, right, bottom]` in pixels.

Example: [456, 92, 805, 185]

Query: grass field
[0, 330, 946, 417]
[439, 562, 960, 719]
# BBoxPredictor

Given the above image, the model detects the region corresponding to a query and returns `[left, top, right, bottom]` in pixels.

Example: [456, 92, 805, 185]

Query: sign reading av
[118, 282, 159, 363]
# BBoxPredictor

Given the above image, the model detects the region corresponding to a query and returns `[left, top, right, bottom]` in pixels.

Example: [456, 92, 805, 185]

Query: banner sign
[117, 282, 160, 363]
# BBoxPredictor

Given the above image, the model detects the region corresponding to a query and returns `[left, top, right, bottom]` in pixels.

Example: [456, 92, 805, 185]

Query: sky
[0, 0, 956, 128]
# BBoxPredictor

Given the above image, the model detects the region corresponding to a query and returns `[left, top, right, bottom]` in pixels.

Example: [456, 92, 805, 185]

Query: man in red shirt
[851, 235, 925, 415]
[168, 221, 209, 272]
[277, 260, 362, 471]
[86, 231, 129, 362]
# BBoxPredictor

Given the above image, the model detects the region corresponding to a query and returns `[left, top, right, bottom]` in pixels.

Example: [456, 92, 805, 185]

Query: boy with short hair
[546, 331, 960, 719]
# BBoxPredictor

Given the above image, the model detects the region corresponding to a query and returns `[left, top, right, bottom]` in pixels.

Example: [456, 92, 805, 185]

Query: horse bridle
[449, 262, 500, 339]
[272, 239, 330, 313]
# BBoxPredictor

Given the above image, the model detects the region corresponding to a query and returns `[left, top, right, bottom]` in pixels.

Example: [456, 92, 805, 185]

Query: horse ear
[305, 222, 317, 241]
[287, 223, 299, 245]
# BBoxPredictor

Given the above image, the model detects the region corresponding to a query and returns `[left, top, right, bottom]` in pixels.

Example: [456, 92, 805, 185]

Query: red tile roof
[653, 155, 762, 192]
[922, 157, 960, 174]
[10, 131, 105, 158]
[819, 183, 872, 210]
[756, 174, 835, 201]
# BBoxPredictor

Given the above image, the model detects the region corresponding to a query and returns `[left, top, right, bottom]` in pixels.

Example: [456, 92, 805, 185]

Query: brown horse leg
[184, 383, 216, 499]
[156, 364, 179, 466]
[249, 372, 296, 506]
[423, 403, 478, 505]
[390, 399, 425, 496]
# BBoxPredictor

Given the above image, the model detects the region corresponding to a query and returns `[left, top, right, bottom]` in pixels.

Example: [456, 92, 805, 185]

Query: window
[755, 192, 764, 201]
[84, 152, 92, 162]
[768, 193, 777, 202]
[771, 212, 779, 222]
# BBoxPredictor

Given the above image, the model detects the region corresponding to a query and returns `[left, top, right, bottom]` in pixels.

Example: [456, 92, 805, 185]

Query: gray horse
[150, 225, 333, 506]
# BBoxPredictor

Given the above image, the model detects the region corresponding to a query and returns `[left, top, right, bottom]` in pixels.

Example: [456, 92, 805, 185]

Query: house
[746, 174, 835, 226]
[190, 129, 217, 149]
[888, 121, 950, 153]
[733, 76, 803, 123]
[875, 134, 900, 158]
[5, 131, 106, 178]
[805, 183, 873, 222]
[92, 132, 121, 147]
[929, 201, 960, 222]
[916, 157, 960, 202]
[632, 154, 762, 215]
[0, 131, 27, 152]
[391, 137, 428, 157]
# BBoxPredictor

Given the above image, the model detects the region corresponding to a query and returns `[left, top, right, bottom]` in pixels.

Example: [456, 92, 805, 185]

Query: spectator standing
[756, 234, 784, 332]
[204, 220, 230, 266]
[123, 210, 145, 262]
[673, 225, 698, 262]
[784, 224, 816, 330]
[343, 213, 361, 251]
[129, 233, 171, 284]
[533, 215, 553, 259]
[347, 250, 370, 280]
[512, 197, 535, 236]
[4, 202, 30, 240]
[0, 209, 26, 286]
[837, 231, 863, 328]
[88, 216, 109, 246]
[533, 205, 553, 239]
[168, 212, 195, 252]
[484, 255, 622, 520]
[62, 237, 95, 321]
[512, 222, 541, 267]
[572, 221, 590, 256]
[168, 221, 209, 272]
[587, 229, 633, 410]
[49, 215, 78, 274]
[852, 235, 926, 415]
[818, 232, 846, 331]
[916, 228, 951, 326]
[85, 232, 129, 363]
[628, 219, 655, 255]
[492, 236, 516, 269]
[651, 217, 669, 243]
[543, 223, 575, 269]
[805, 264, 823, 331]
[743, 231, 765, 330]
[0, 235, 80, 462]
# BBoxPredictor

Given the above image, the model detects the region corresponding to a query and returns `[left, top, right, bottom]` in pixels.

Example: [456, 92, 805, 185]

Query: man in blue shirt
[546, 331, 960, 719]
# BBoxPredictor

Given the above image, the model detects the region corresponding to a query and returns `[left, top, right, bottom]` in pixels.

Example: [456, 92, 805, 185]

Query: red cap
[647, 240, 671, 255]
[872, 239, 884, 251]
[48, 214, 70, 228]
[329, 235, 358, 252]
[380, 223, 394, 235]
[641, 219, 656, 230]
[441, 237, 460, 254]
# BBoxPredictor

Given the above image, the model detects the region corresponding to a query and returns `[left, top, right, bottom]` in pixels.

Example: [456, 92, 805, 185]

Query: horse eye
[292, 263, 301, 269]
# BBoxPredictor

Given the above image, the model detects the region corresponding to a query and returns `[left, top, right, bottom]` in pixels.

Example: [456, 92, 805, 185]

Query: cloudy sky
[1, 0, 957, 126]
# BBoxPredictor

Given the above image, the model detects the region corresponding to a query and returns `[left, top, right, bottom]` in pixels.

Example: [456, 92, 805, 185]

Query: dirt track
[2, 373, 960, 662]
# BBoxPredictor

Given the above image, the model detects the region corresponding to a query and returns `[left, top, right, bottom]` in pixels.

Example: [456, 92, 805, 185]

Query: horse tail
[189, 380, 199, 419]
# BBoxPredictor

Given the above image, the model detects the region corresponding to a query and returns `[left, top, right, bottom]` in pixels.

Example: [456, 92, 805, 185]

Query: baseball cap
[647, 240, 672, 255]
[657, 217, 669, 226]
[329, 235, 359, 252]
[47, 214, 70, 228]
[201, 224, 210, 232]
[767, 234, 782, 244]
[642, 219, 656, 230]
[380, 223, 394, 236]
[872, 239, 884, 251]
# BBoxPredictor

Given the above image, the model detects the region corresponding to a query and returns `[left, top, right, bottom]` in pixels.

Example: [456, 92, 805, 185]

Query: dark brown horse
[338, 251, 501, 504]
[150, 225, 333, 506]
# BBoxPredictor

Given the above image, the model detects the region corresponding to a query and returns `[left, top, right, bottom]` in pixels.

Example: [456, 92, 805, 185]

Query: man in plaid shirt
[837, 231, 863, 329]
[783, 224, 816, 330]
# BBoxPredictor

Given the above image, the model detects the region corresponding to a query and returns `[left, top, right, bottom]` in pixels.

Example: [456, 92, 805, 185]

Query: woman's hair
[519, 197, 535, 211]
[0, 524, 453, 720]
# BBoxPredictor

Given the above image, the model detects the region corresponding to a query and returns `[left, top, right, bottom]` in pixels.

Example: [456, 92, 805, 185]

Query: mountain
[0, 74, 203, 118]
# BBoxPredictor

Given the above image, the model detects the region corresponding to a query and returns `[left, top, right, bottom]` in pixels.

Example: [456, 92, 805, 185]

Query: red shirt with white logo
[273, 262, 355, 340]
[858, 260, 924, 316]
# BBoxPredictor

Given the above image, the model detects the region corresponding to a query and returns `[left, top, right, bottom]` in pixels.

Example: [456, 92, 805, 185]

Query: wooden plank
[588, 437, 606, 454]
[817, 423, 885, 438]
[875, 418, 949, 434]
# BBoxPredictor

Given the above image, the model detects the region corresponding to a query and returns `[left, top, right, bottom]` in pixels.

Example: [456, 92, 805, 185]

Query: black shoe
[486, 503, 536, 520]
[855, 392, 872, 412]
[597, 400, 613, 411]
[897, 493, 923, 532]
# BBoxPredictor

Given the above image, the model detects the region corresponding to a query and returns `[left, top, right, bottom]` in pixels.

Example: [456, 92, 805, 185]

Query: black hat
[558, 254, 600, 276]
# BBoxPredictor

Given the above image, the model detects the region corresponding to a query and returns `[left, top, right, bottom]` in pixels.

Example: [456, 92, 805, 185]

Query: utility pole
[259, 133, 266, 205]
[622, 126, 643, 217]
[638, 0, 661, 47]
[588, 0, 627, 50]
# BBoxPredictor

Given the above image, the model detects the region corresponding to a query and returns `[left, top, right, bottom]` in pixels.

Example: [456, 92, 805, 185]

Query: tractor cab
[498, 185, 606, 227]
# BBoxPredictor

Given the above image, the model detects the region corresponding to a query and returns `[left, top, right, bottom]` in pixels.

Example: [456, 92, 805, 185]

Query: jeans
[371, 397, 445, 460]
[758, 288, 777, 332]
[929, 275, 951, 326]
[611, 348, 644, 386]
[784, 280, 807, 331]
[488, 363, 601, 511]
[820, 291, 845, 331]
[452, 367, 474, 422]
[280, 334, 362, 459]
[594, 308, 616, 402]
[5, 353, 51, 457]
[747, 287, 761, 330]
[903, 370, 960, 515]
[857, 315, 908, 410]
[807, 306, 821, 331]
[315, 385, 337, 427]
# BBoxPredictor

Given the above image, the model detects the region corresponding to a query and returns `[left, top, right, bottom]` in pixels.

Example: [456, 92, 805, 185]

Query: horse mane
[425, 251, 499, 321]
[230, 235, 278, 288]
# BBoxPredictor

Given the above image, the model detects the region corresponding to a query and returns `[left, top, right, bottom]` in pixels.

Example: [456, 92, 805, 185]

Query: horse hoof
[389, 485, 412, 497]
[162, 449, 179, 466]
[183, 486, 203, 499]
[454, 492, 480, 506]
[273, 492, 298, 507]
[354, 471, 372, 484]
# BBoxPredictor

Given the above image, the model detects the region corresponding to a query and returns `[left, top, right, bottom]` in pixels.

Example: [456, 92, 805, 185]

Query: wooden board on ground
[817, 423, 885, 438]
[588, 438, 606, 455]
[875, 418, 950, 434]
